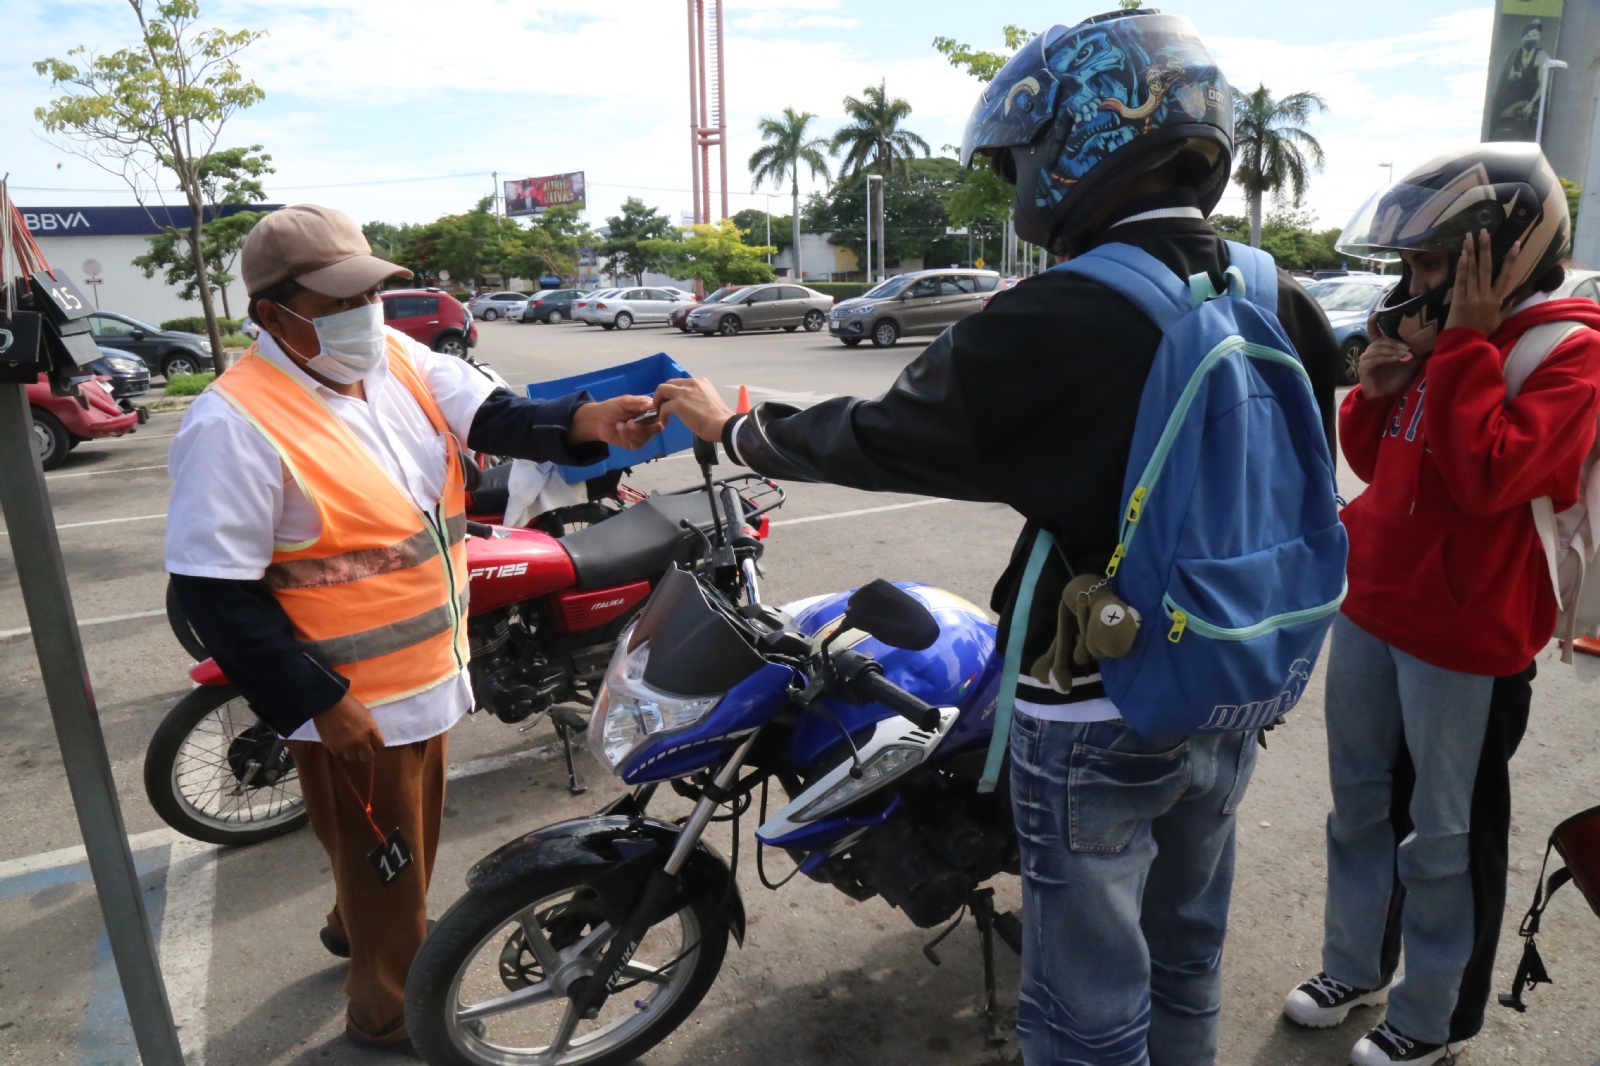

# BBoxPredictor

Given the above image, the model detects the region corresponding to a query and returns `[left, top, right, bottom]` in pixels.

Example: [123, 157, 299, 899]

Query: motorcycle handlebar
[849, 669, 942, 734]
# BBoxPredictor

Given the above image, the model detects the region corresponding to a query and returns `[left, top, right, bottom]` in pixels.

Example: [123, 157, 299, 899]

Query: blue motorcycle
[407, 442, 1021, 1066]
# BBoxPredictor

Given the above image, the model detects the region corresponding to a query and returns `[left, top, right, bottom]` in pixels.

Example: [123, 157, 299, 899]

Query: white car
[591, 287, 695, 330]
[1556, 267, 1600, 302]
[467, 291, 530, 321]
[573, 289, 623, 325]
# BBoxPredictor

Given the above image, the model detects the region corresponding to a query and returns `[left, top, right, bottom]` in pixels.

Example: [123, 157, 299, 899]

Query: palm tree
[749, 108, 831, 283]
[832, 81, 930, 277]
[1231, 85, 1327, 248]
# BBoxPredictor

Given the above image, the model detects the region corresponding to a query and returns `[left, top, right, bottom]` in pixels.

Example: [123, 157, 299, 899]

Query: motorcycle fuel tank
[785, 583, 1000, 770]
[465, 526, 577, 614]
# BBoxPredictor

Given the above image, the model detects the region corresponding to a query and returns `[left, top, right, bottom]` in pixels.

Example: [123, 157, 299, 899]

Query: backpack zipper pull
[1168, 609, 1188, 643]
[1106, 543, 1125, 576]
[1126, 486, 1147, 524]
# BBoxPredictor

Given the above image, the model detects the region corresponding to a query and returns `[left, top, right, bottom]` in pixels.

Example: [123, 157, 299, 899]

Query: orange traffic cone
[736, 384, 751, 413]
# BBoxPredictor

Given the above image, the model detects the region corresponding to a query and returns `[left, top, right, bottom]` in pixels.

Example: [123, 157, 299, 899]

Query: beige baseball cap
[242, 204, 412, 298]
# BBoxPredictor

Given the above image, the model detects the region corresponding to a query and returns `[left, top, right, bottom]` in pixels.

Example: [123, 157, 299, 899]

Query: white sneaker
[1283, 971, 1390, 1028]
[1350, 1021, 1457, 1065]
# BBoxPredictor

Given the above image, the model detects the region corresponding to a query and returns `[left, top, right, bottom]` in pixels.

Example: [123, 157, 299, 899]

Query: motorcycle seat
[559, 493, 721, 590]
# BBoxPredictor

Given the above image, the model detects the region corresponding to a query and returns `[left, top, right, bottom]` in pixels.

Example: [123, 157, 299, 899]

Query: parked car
[1303, 275, 1397, 385]
[1313, 269, 1381, 280]
[979, 276, 1021, 310]
[380, 288, 478, 356]
[685, 284, 833, 337]
[827, 269, 1000, 347]
[465, 291, 531, 321]
[573, 289, 624, 325]
[84, 346, 151, 405]
[86, 311, 215, 379]
[590, 287, 696, 330]
[669, 285, 748, 331]
[28, 373, 140, 470]
[241, 318, 261, 340]
[1555, 267, 1600, 303]
[520, 289, 589, 323]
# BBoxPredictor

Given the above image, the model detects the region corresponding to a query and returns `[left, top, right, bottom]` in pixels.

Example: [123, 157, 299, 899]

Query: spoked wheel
[144, 683, 308, 845]
[408, 883, 728, 1066]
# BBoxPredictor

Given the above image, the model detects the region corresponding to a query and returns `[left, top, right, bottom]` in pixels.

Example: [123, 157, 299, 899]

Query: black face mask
[1374, 263, 1453, 356]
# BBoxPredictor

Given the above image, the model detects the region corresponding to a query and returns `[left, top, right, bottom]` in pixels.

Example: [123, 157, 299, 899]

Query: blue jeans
[1321, 614, 1493, 1044]
[1009, 712, 1259, 1066]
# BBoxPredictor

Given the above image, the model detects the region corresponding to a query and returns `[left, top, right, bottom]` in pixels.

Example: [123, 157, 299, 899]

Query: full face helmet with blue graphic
[960, 10, 1234, 255]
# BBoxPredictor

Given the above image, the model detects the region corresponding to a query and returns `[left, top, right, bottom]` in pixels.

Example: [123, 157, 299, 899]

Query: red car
[380, 288, 478, 357]
[29, 374, 139, 470]
[669, 284, 748, 332]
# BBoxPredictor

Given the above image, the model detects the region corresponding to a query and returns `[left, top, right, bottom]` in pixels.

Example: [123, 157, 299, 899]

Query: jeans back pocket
[1068, 739, 1192, 853]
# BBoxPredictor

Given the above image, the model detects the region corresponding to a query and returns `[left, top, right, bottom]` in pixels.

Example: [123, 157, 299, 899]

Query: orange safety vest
[209, 335, 469, 706]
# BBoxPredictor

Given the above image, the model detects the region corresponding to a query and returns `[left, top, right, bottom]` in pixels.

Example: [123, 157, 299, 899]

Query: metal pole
[492, 171, 500, 219]
[1573, 70, 1600, 269]
[1537, 59, 1569, 145]
[686, 0, 701, 226]
[863, 177, 871, 283]
[715, 0, 729, 223]
[0, 382, 183, 1066]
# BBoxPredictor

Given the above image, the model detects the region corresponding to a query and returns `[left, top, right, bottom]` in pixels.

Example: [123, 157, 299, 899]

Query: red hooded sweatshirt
[1339, 298, 1600, 676]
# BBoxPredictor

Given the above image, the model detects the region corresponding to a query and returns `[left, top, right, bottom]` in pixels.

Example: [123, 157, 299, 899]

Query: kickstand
[970, 888, 1003, 1045]
[553, 721, 586, 795]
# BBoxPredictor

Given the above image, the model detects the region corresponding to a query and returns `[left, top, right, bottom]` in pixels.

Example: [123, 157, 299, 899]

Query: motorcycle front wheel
[143, 683, 309, 845]
[407, 881, 728, 1066]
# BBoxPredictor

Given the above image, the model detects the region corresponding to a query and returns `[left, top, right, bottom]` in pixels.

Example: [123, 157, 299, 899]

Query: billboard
[504, 172, 585, 217]
[1483, 0, 1564, 143]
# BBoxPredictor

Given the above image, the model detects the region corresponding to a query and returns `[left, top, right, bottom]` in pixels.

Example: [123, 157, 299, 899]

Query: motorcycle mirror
[841, 579, 939, 651]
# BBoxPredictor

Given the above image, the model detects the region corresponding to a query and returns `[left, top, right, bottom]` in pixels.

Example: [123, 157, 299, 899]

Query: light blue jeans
[1009, 712, 1259, 1066]
[1321, 614, 1494, 1045]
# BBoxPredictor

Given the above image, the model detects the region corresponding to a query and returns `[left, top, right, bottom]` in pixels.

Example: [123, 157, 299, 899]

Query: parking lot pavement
[0, 317, 1596, 1065]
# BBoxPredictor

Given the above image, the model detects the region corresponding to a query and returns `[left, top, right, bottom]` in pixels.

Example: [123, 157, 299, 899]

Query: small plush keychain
[1069, 576, 1142, 663]
[1028, 586, 1082, 692]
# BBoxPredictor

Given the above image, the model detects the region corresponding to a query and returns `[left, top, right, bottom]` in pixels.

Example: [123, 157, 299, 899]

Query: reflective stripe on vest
[209, 333, 470, 706]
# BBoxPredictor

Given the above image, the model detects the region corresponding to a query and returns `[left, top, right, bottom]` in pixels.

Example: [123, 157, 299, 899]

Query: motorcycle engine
[802, 775, 1016, 928]
[467, 607, 567, 724]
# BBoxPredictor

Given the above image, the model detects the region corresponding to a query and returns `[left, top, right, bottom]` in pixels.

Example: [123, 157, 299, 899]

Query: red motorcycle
[144, 467, 783, 846]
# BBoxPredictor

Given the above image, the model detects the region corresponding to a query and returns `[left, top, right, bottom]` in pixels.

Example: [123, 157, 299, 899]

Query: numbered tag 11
[367, 827, 414, 886]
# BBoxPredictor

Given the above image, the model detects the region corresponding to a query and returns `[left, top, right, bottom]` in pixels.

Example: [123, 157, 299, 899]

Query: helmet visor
[1336, 180, 1523, 263]
[959, 26, 1068, 168]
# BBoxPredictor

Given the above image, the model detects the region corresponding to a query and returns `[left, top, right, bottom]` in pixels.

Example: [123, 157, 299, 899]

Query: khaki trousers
[288, 732, 447, 1041]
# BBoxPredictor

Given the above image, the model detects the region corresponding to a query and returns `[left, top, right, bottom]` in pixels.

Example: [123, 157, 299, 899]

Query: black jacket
[727, 196, 1341, 677]
[171, 387, 604, 737]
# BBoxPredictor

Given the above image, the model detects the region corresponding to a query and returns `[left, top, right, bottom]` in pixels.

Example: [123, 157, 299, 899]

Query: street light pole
[865, 174, 883, 283]
[1379, 162, 1394, 184]
[1536, 59, 1570, 145]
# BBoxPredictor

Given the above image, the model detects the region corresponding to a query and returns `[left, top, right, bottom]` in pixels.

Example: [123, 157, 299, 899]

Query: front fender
[465, 815, 746, 945]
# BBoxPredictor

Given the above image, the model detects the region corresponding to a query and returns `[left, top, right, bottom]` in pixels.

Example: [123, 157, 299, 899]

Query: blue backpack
[994, 241, 1348, 752]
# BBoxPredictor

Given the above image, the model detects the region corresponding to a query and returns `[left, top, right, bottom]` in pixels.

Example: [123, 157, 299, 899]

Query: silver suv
[828, 268, 1002, 348]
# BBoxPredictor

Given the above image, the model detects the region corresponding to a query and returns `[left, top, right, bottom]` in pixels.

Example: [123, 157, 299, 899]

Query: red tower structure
[686, 0, 728, 226]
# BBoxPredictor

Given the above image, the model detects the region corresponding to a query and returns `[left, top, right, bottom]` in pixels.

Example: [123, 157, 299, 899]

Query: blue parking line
[0, 844, 173, 1066]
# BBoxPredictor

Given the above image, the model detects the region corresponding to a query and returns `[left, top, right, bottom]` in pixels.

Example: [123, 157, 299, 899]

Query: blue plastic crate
[525, 352, 695, 483]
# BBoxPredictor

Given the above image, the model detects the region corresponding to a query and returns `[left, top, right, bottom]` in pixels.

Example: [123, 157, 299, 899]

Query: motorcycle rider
[164, 204, 660, 1052]
[657, 10, 1340, 1064]
[1281, 145, 1600, 1066]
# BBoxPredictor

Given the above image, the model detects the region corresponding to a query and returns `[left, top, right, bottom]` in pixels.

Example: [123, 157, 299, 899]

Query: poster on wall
[1483, 0, 1564, 142]
[504, 172, 586, 217]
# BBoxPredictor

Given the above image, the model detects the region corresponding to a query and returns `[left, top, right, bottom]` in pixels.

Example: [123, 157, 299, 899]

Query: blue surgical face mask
[282, 301, 386, 383]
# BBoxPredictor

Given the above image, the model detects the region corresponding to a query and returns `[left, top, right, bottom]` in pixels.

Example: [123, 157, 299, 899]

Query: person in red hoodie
[1279, 143, 1600, 1066]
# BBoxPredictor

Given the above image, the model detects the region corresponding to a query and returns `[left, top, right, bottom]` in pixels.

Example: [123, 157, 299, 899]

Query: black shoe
[320, 926, 351, 958]
[1350, 1021, 1456, 1065]
[1283, 971, 1390, 1028]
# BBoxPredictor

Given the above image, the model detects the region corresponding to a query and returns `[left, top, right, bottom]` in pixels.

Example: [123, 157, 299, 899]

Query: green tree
[36, 0, 266, 369]
[931, 25, 1034, 81]
[132, 145, 272, 317]
[599, 198, 676, 284]
[832, 81, 931, 278]
[1231, 84, 1327, 249]
[1562, 177, 1582, 227]
[362, 221, 405, 261]
[730, 208, 789, 253]
[808, 158, 973, 271]
[749, 107, 831, 281]
[639, 220, 776, 288]
[1212, 209, 1345, 271]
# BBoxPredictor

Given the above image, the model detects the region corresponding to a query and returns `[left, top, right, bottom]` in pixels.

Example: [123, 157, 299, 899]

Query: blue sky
[3, 0, 1495, 235]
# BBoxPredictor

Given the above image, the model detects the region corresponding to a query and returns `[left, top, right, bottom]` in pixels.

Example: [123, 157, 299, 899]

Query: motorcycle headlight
[587, 633, 721, 771]
[795, 745, 924, 821]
